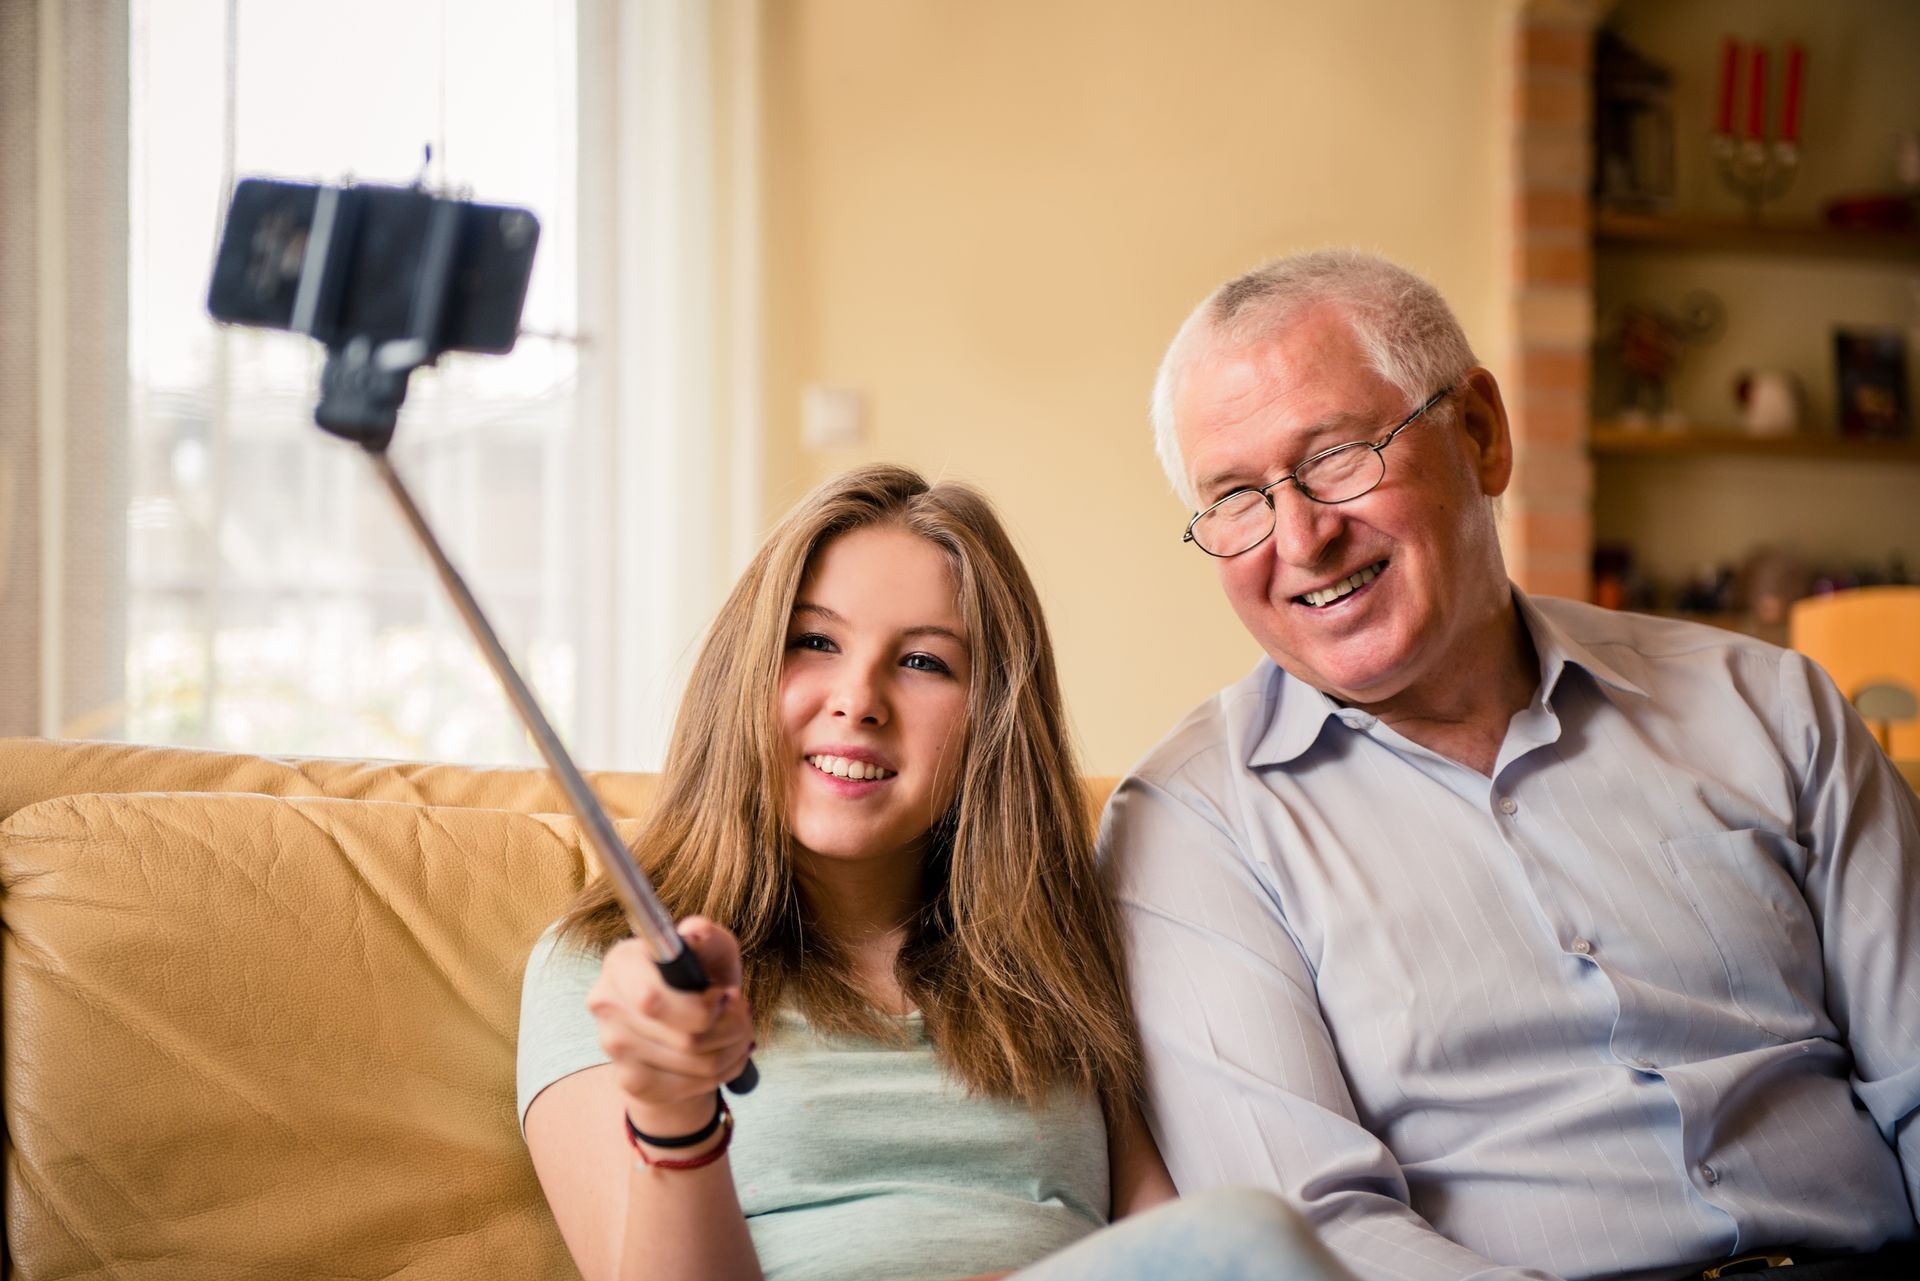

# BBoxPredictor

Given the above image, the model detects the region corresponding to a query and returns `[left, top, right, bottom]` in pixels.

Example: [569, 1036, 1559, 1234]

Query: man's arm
[1103, 774, 1559, 1281]
[1782, 651, 1920, 1216]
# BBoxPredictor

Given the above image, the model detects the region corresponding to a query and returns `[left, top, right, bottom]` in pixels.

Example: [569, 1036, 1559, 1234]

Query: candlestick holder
[1712, 133, 1798, 223]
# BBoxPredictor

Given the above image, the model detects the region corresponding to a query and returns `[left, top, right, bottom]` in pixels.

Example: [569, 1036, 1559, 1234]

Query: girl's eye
[788, 632, 834, 653]
[902, 652, 952, 675]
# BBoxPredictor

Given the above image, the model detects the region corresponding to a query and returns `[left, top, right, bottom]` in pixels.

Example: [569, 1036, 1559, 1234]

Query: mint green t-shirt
[516, 930, 1110, 1281]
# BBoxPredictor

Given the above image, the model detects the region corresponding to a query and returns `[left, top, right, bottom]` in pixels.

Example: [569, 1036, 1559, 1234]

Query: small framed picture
[1833, 328, 1910, 439]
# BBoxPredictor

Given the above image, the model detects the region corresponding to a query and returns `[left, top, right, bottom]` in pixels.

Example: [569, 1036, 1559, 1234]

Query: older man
[1101, 250, 1919, 1281]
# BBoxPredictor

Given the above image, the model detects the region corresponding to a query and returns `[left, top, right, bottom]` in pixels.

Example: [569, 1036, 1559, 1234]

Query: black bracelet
[625, 1091, 725, 1149]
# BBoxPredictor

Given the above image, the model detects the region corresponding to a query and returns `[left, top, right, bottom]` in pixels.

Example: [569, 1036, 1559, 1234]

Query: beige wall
[759, 0, 1513, 774]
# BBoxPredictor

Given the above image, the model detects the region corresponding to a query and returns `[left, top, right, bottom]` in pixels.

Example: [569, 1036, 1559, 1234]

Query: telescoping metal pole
[368, 450, 758, 1094]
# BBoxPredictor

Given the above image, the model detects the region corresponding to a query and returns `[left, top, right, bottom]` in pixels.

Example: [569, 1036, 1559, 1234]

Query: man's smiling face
[1175, 303, 1512, 710]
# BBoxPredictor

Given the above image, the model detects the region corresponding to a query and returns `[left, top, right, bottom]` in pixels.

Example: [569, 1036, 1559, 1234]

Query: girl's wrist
[624, 1094, 722, 1144]
[624, 1092, 734, 1171]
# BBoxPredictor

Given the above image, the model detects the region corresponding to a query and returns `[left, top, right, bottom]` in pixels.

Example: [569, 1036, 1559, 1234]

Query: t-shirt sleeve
[515, 924, 613, 1130]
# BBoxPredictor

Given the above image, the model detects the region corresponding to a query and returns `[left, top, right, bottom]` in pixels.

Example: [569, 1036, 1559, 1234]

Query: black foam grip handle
[656, 943, 710, 992]
[656, 939, 760, 1095]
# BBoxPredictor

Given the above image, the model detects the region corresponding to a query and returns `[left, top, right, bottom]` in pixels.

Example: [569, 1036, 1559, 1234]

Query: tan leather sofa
[0, 737, 1118, 1280]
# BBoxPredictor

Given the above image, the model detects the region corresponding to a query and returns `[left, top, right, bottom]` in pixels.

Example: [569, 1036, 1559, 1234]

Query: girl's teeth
[808, 755, 894, 781]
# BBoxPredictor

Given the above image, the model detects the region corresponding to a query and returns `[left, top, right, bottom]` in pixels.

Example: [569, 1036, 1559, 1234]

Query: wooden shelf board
[1589, 425, 1920, 462]
[1594, 210, 1920, 264]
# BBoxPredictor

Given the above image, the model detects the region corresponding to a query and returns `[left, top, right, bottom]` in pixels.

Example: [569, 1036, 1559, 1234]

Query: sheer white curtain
[574, 0, 764, 771]
[0, 0, 130, 743]
[2, 0, 759, 769]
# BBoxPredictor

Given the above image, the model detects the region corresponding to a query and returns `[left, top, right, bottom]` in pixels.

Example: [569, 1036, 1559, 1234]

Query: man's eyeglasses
[1182, 386, 1453, 558]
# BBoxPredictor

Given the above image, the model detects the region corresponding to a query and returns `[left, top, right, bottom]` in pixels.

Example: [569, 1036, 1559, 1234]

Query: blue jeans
[1008, 1189, 1354, 1281]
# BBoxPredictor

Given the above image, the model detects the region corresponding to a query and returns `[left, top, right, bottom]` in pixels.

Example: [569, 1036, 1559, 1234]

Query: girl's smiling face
[779, 524, 972, 868]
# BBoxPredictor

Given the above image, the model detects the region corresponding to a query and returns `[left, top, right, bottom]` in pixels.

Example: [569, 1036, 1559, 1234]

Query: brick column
[1507, 1, 1600, 600]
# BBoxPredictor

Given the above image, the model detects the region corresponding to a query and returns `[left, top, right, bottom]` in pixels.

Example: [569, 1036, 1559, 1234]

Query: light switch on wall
[801, 385, 867, 448]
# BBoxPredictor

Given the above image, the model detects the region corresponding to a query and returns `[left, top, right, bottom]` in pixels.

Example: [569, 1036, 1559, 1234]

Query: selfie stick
[207, 176, 753, 1094]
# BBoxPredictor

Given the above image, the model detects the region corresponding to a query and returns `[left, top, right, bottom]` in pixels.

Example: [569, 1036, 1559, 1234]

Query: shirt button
[1498, 796, 1518, 815]
[1571, 936, 1593, 956]
[1699, 1162, 1720, 1186]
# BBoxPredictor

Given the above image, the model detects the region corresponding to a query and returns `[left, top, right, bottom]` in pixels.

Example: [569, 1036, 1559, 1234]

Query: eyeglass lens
[1190, 445, 1385, 555]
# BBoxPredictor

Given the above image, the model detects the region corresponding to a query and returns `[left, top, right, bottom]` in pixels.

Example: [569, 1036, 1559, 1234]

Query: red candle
[1716, 38, 1740, 134]
[1781, 43, 1806, 143]
[1746, 45, 1769, 140]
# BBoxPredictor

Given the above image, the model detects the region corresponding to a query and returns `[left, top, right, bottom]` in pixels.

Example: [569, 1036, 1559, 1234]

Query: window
[106, 0, 757, 768]
[127, 0, 580, 762]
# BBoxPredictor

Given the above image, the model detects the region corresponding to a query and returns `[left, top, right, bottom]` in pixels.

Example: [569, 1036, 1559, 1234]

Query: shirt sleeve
[1101, 772, 1561, 1281]
[1778, 650, 1920, 1218]
[515, 925, 613, 1130]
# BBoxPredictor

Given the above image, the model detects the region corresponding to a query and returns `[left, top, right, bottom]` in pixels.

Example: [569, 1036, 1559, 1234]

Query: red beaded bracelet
[625, 1095, 734, 1171]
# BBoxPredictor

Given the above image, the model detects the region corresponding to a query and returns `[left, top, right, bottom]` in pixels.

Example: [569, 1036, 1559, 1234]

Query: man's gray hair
[1150, 249, 1477, 508]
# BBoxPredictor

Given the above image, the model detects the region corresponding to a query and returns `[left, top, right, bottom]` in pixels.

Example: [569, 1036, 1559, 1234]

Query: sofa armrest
[2, 788, 617, 1280]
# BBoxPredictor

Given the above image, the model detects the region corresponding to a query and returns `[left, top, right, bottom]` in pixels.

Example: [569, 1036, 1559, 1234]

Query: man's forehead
[1178, 324, 1394, 485]
[1184, 308, 1374, 415]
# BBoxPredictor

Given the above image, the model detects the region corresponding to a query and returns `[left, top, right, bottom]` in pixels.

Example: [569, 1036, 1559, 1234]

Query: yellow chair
[1788, 586, 1920, 760]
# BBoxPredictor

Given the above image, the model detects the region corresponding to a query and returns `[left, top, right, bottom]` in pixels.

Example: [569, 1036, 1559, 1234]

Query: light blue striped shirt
[1102, 591, 1919, 1281]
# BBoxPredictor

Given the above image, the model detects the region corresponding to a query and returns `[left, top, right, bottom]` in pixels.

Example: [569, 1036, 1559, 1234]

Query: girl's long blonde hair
[557, 465, 1140, 1111]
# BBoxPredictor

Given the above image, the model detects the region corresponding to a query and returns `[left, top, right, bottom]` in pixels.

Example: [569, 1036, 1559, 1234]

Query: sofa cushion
[2, 788, 617, 1281]
[0, 738, 661, 825]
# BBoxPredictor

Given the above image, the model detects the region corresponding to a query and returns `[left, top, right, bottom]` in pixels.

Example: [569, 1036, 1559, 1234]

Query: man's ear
[1457, 367, 1514, 498]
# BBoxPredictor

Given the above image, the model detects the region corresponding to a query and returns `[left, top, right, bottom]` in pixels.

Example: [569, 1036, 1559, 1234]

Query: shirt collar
[1244, 585, 1647, 769]
[1513, 586, 1647, 703]
[1245, 663, 1343, 768]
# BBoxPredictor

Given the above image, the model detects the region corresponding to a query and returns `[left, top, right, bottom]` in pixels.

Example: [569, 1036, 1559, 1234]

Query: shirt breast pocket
[1656, 828, 1825, 1043]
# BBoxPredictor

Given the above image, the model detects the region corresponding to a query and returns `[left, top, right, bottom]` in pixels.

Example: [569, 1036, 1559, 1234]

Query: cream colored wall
[759, 0, 1512, 774]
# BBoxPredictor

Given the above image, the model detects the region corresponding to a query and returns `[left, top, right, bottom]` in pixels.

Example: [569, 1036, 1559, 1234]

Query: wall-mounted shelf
[1590, 424, 1920, 462]
[1595, 210, 1920, 265]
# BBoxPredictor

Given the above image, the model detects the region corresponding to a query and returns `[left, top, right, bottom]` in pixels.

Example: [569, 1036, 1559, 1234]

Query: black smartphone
[207, 177, 540, 356]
